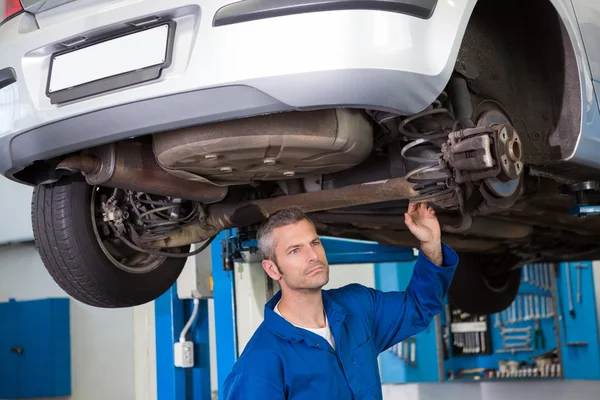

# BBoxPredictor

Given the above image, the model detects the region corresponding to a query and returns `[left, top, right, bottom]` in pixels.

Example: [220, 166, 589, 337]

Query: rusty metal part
[57, 142, 228, 204]
[149, 177, 419, 248]
[153, 108, 373, 185]
[56, 155, 101, 175]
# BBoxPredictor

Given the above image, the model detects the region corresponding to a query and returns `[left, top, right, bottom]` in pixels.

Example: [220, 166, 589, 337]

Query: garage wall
[0, 242, 138, 400]
[0, 176, 34, 244]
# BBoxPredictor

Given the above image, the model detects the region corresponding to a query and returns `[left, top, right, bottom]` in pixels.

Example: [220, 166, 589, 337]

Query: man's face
[263, 219, 330, 292]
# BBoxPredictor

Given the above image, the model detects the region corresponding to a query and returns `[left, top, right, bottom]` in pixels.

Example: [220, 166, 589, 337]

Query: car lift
[154, 229, 416, 400]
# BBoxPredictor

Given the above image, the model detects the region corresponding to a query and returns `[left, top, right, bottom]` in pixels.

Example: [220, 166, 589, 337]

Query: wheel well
[457, 0, 581, 165]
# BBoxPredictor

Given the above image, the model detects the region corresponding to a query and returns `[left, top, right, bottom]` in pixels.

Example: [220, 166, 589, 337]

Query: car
[1, 0, 600, 314]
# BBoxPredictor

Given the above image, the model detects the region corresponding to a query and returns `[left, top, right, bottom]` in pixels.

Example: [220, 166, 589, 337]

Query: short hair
[256, 208, 316, 260]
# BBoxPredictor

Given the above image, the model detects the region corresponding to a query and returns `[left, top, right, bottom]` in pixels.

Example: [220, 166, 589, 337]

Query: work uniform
[223, 243, 458, 399]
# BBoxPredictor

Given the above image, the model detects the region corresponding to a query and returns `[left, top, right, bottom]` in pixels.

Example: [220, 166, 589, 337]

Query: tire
[448, 252, 521, 315]
[32, 180, 189, 308]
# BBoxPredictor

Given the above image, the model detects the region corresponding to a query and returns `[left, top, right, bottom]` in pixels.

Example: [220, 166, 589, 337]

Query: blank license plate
[48, 24, 171, 95]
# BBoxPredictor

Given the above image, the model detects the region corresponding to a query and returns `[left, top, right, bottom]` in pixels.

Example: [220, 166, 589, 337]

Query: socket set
[487, 361, 561, 379]
[449, 305, 492, 356]
[493, 293, 554, 327]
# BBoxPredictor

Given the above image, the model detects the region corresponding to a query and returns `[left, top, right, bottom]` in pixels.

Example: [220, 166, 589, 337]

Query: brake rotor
[473, 101, 524, 203]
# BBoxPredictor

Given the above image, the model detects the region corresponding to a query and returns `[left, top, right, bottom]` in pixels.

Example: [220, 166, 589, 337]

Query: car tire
[32, 180, 189, 308]
[448, 252, 521, 315]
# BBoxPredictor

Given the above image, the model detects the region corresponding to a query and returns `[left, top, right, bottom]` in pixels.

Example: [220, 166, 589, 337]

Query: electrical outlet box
[176, 242, 213, 300]
[174, 341, 194, 368]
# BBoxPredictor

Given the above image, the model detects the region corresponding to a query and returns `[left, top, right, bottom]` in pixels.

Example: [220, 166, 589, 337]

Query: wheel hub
[91, 187, 166, 274]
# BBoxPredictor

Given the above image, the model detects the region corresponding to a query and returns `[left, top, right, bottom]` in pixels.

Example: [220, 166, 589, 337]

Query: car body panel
[551, 0, 600, 168]
[0, 0, 476, 179]
[1, 0, 600, 181]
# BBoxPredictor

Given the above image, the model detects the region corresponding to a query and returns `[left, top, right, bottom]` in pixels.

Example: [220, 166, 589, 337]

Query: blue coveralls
[223, 243, 458, 399]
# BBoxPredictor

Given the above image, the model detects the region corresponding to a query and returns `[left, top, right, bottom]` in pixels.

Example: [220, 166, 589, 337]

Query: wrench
[534, 295, 540, 319]
[511, 301, 517, 324]
[481, 332, 486, 353]
[575, 263, 588, 304]
[523, 265, 529, 283]
[529, 294, 534, 320]
[545, 264, 551, 291]
[501, 327, 532, 334]
[566, 263, 576, 318]
[517, 295, 523, 322]
[541, 264, 546, 289]
[541, 295, 546, 319]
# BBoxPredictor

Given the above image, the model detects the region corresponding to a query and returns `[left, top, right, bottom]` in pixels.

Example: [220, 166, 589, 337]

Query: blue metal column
[155, 287, 212, 400]
[212, 230, 239, 398]
[188, 299, 211, 400]
[155, 285, 186, 400]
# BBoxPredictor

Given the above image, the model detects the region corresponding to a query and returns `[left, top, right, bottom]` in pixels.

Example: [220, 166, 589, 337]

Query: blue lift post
[156, 231, 417, 400]
[155, 285, 212, 400]
[155, 231, 234, 400]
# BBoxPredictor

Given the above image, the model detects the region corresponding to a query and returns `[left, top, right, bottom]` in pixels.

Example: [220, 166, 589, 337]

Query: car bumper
[0, 0, 475, 180]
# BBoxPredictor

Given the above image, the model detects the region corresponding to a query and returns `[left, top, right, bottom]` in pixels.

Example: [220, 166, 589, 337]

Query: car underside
[4, 0, 600, 313]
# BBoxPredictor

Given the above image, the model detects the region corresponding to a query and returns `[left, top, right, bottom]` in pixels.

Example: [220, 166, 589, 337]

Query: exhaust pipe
[57, 141, 228, 204]
[148, 177, 420, 248]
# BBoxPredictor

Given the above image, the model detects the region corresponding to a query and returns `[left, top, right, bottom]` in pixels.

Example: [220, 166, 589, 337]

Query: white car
[1, 0, 600, 314]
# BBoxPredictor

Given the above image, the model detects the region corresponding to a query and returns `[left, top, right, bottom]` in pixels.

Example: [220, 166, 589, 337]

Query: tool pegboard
[378, 260, 600, 384]
[443, 263, 562, 381]
[554, 261, 600, 380]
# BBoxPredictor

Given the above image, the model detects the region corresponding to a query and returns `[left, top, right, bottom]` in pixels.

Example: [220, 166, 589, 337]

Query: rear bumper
[0, 0, 474, 180]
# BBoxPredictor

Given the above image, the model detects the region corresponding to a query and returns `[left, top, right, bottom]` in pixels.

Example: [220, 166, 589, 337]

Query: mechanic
[223, 203, 458, 399]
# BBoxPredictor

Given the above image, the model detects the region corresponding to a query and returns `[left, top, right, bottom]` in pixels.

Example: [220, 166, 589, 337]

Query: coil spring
[399, 95, 458, 196]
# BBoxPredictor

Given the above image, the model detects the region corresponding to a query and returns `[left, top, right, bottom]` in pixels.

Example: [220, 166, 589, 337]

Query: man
[223, 203, 458, 399]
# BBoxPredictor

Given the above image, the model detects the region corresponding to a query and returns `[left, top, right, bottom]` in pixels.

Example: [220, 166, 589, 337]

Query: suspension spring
[399, 95, 458, 196]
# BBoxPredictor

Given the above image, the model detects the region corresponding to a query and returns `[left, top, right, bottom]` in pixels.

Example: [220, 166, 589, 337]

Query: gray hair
[256, 208, 316, 260]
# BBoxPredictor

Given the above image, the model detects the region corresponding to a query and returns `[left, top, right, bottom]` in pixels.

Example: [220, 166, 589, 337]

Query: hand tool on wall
[566, 263, 575, 318]
[541, 294, 546, 319]
[534, 321, 545, 350]
[575, 263, 588, 304]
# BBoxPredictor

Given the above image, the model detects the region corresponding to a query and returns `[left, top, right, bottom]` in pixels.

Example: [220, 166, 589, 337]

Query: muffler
[57, 141, 228, 204]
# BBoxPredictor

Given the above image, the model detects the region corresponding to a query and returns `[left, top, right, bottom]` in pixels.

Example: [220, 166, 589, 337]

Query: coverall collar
[264, 289, 349, 346]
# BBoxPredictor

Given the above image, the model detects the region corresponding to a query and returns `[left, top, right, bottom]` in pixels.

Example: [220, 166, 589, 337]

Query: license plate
[47, 23, 174, 104]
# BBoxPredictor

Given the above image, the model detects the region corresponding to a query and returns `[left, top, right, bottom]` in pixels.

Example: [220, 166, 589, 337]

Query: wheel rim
[91, 187, 166, 274]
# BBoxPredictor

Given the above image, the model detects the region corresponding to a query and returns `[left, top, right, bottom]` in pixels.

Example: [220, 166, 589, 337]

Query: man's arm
[223, 373, 286, 400]
[368, 202, 458, 352]
[367, 242, 458, 352]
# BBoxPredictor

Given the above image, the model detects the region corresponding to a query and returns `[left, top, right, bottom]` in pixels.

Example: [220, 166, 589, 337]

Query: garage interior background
[1, 175, 600, 400]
